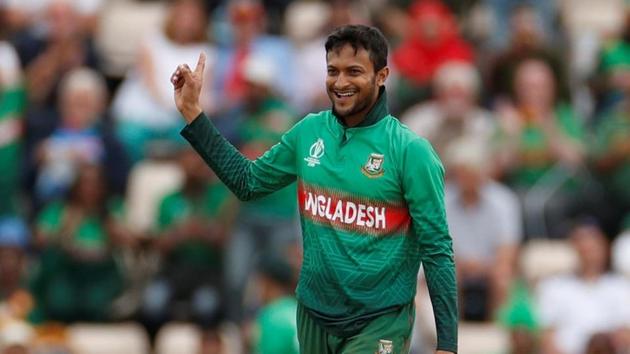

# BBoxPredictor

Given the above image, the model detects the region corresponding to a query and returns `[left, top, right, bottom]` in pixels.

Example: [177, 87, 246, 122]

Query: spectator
[591, 73, 630, 231]
[485, 4, 565, 104]
[536, 222, 630, 354]
[494, 58, 585, 238]
[481, 0, 558, 51]
[1, 0, 104, 36]
[29, 164, 125, 323]
[326, 0, 371, 30]
[199, 328, 227, 354]
[0, 214, 32, 354]
[584, 333, 616, 354]
[402, 61, 496, 160]
[498, 279, 540, 354]
[249, 253, 299, 354]
[592, 11, 630, 119]
[510, 328, 539, 354]
[0, 41, 26, 217]
[284, 0, 332, 114]
[213, 0, 296, 117]
[259, 0, 294, 35]
[30, 68, 130, 211]
[614, 327, 630, 354]
[371, 2, 409, 50]
[112, 0, 215, 162]
[391, 0, 473, 112]
[223, 54, 299, 322]
[140, 147, 236, 338]
[12, 0, 99, 135]
[444, 138, 522, 320]
[0, 217, 29, 301]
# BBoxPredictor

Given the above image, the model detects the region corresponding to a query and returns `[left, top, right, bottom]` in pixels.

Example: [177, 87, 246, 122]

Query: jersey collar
[334, 86, 389, 128]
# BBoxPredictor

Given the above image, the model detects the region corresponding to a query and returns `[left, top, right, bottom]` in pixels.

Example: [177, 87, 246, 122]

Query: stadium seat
[458, 322, 509, 354]
[155, 323, 202, 354]
[560, 0, 625, 38]
[285, 1, 331, 43]
[559, 0, 625, 78]
[96, 0, 167, 77]
[219, 322, 243, 354]
[125, 160, 183, 234]
[66, 322, 150, 354]
[154, 322, 243, 354]
[520, 239, 578, 283]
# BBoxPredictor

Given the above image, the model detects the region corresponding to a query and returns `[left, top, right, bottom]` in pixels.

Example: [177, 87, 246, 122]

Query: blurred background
[1, 0, 630, 353]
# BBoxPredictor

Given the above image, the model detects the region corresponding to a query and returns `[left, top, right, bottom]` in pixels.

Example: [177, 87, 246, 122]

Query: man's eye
[327, 68, 338, 75]
[349, 69, 362, 75]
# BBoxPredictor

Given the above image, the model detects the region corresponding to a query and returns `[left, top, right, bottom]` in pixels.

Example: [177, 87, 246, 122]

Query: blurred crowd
[1, 0, 630, 353]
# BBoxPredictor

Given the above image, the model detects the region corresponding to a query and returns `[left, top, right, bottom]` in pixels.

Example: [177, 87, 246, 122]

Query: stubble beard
[330, 80, 378, 122]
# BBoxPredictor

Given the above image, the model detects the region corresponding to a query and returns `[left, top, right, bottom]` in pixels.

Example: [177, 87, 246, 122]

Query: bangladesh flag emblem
[362, 153, 384, 177]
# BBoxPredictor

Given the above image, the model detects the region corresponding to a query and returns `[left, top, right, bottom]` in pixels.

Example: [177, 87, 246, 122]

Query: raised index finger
[194, 52, 206, 75]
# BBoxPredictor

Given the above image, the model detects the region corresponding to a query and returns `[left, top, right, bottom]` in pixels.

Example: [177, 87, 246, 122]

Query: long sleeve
[401, 137, 458, 353]
[181, 113, 298, 201]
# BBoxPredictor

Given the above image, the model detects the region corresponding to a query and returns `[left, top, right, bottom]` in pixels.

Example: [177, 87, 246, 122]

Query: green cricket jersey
[181, 90, 458, 352]
[253, 296, 300, 354]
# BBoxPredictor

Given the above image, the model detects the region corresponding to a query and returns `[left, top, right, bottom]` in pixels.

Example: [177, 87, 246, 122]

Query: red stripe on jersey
[297, 182, 411, 236]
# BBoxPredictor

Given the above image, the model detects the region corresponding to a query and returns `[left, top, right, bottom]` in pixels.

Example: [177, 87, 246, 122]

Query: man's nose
[334, 73, 350, 88]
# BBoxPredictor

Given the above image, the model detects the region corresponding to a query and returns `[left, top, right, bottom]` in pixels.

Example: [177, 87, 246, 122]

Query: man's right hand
[171, 52, 206, 123]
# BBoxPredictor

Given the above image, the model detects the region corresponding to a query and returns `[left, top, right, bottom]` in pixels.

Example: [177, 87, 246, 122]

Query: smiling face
[326, 44, 389, 126]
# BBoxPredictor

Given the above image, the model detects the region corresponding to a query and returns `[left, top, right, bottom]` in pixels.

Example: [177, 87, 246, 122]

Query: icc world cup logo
[305, 138, 325, 167]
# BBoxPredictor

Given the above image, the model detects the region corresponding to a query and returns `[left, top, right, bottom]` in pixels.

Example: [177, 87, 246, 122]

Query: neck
[337, 86, 387, 128]
[345, 94, 379, 127]
[343, 112, 370, 127]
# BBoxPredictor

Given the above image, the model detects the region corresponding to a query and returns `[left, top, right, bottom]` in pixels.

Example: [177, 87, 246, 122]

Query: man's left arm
[401, 138, 458, 354]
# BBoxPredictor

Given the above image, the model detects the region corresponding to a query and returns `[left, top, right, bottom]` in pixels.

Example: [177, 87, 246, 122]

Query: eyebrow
[326, 64, 366, 70]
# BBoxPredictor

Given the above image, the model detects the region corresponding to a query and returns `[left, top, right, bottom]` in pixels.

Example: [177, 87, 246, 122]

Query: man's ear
[376, 66, 390, 87]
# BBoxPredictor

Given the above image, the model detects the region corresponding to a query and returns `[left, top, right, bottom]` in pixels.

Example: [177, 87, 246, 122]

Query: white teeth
[336, 92, 355, 97]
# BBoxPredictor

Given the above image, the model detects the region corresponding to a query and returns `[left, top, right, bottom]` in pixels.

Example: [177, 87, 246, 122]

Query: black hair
[67, 163, 109, 220]
[325, 24, 388, 72]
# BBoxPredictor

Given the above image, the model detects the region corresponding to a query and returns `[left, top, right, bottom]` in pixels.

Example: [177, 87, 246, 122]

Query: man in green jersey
[171, 25, 458, 354]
